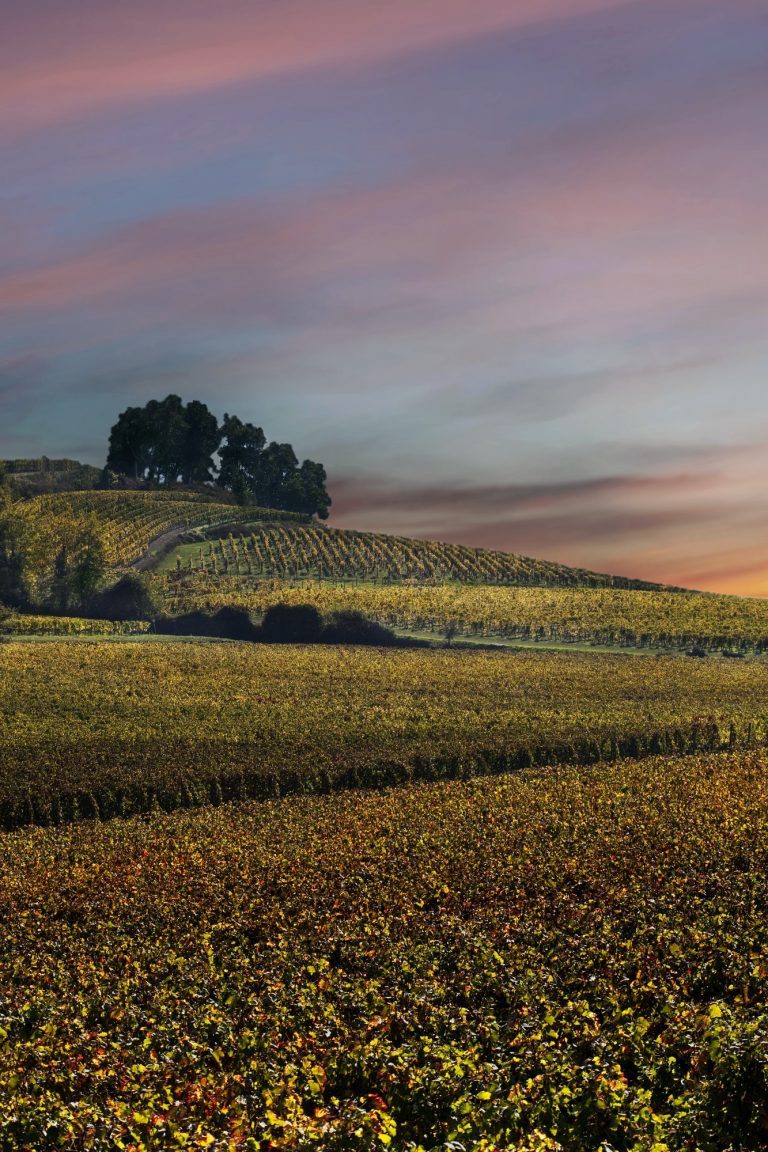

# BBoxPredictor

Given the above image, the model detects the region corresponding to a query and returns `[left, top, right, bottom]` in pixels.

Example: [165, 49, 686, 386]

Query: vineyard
[14, 491, 308, 568]
[0, 614, 150, 637]
[153, 574, 768, 651]
[2, 641, 768, 829]
[161, 521, 671, 590]
[1, 749, 767, 1149]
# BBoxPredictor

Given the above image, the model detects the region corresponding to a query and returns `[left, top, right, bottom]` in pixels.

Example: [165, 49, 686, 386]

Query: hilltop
[5, 480, 768, 653]
[10, 484, 672, 590]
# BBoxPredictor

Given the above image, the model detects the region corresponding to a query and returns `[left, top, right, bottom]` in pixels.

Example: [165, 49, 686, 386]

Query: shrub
[89, 573, 156, 620]
[259, 603, 323, 644]
[322, 609, 401, 647]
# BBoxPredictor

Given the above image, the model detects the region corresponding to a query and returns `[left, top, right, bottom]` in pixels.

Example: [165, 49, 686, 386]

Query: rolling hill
[7, 485, 768, 651]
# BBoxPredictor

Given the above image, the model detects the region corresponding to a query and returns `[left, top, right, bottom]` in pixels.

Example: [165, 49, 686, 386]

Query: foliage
[107, 396, 221, 484]
[321, 609, 406, 647]
[0, 614, 150, 635]
[164, 522, 669, 589]
[88, 573, 157, 621]
[0, 751, 767, 1149]
[106, 396, 331, 516]
[15, 491, 308, 569]
[10, 506, 106, 612]
[217, 415, 331, 518]
[155, 574, 768, 652]
[1, 456, 104, 497]
[0, 483, 24, 606]
[1, 642, 767, 829]
[155, 604, 413, 647]
[154, 607, 259, 641]
[259, 602, 323, 644]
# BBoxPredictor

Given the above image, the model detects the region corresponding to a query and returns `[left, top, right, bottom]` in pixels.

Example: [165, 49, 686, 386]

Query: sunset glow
[2, 0, 768, 592]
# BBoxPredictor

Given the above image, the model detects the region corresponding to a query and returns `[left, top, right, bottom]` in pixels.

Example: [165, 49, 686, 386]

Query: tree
[216, 415, 266, 503]
[181, 400, 220, 483]
[106, 405, 153, 480]
[216, 422, 331, 518]
[18, 511, 105, 612]
[259, 603, 323, 644]
[257, 442, 300, 508]
[107, 396, 221, 485]
[0, 473, 24, 607]
[295, 460, 331, 519]
[89, 573, 156, 621]
[106, 395, 331, 517]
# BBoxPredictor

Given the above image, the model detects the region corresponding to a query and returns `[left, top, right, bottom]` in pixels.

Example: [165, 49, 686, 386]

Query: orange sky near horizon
[2, 0, 767, 595]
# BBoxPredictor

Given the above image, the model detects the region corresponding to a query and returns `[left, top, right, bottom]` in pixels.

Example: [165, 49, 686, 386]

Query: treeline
[153, 602, 426, 647]
[106, 395, 331, 518]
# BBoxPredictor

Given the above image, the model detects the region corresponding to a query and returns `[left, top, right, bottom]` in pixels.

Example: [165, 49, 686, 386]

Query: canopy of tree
[106, 395, 331, 518]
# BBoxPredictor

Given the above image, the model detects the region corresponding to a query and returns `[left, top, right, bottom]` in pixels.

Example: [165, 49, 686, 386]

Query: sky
[2, 1, 768, 594]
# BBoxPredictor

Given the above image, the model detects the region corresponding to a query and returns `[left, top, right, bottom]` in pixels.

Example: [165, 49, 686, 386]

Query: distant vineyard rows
[166, 522, 669, 590]
[153, 575, 768, 651]
[2, 642, 768, 829]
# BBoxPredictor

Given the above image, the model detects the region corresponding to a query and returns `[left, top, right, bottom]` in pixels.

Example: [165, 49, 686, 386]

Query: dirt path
[131, 524, 198, 571]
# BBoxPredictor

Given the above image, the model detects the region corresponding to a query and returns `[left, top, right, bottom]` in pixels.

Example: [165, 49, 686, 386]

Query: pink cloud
[326, 444, 768, 596]
[3, 98, 766, 350]
[1, 0, 638, 138]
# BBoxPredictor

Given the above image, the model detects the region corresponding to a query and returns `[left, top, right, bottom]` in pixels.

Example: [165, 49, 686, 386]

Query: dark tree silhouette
[106, 395, 331, 517]
[216, 414, 266, 503]
[216, 418, 331, 518]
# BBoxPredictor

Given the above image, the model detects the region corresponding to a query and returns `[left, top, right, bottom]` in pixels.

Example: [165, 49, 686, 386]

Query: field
[1, 614, 151, 636]
[153, 575, 768, 652]
[14, 492, 308, 568]
[2, 641, 768, 830]
[158, 522, 668, 590]
[1, 750, 767, 1150]
[5, 486, 768, 1147]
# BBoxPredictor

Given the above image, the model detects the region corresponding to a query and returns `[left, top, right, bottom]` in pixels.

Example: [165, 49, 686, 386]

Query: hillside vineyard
[161, 521, 665, 588]
[2, 642, 768, 829]
[154, 575, 768, 652]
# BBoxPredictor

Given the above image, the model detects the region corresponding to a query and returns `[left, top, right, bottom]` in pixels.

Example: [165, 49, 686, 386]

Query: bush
[259, 603, 323, 644]
[89, 574, 156, 621]
[154, 607, 258, 641]
[322, 609, 401, 647]
[153, 602, 428, 648]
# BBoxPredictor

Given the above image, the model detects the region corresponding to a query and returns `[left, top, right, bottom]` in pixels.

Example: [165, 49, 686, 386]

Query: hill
[9, 487, 768, 653]
[14, 490, 308, 567]
[157, 520, 676, 589]
[2, 456, 103, 497]
[11, 487, 679, 588]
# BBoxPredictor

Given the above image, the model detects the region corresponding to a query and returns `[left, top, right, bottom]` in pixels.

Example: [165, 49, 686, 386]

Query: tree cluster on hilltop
[106, 395, 331, 518]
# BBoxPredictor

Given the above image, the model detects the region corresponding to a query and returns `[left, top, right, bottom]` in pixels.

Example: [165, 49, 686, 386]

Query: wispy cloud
[1, 0, 637, 138]
[2, 0, 768, 593]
